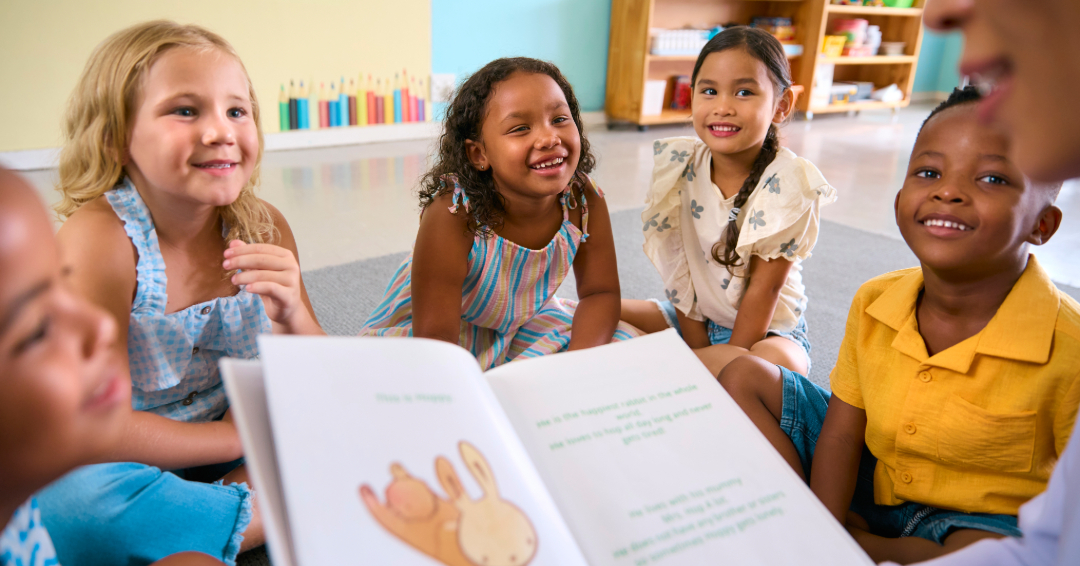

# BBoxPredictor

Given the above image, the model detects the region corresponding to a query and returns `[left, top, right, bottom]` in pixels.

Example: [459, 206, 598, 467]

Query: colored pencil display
[279, 84, 289, 132]
[278, 70, 432, 131]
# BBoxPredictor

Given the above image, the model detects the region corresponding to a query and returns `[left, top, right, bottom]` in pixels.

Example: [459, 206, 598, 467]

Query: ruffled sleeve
[641, 137, 707, 321]
[727, 150, 836, 305]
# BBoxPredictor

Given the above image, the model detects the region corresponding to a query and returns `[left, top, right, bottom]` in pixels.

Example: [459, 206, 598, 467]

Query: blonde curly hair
[55, 20, 275, 244]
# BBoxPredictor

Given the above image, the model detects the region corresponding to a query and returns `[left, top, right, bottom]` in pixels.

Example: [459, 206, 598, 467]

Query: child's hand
[223, 240, 316, 334]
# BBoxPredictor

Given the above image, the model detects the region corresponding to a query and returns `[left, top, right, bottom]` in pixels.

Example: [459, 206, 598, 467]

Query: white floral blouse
[641, 136, 836, 332]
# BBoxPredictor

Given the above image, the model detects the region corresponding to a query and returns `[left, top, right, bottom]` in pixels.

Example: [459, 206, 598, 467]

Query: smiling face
[896, 104, 1056, 278]
[691, 48, 786, 161]
[466, 71, 581, 201]
[924, 0, 1080, 182]
[0, 171, 128, 497]
[125, 46, 258, 208]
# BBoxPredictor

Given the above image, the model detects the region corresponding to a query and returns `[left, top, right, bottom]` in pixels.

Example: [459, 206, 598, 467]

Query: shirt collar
[865, 255, 1060, 372]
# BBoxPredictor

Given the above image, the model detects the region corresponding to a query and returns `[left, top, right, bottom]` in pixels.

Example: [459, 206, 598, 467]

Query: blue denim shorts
[37, 462, 253, 566]
[651, 299, 812, 373]
[777, 365, 1022, 544]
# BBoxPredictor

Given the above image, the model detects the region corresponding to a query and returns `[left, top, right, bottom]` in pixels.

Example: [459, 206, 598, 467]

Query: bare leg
[619, 299, 669, 334]
[717, 356, 805, 480]
[152, 552, 225, 566]
[695, 336, 807, 377]
[221, 465, 265, 552]
[848, 526, 1005, 564]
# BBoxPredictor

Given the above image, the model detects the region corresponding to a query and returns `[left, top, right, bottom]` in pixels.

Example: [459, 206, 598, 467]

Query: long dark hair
[417, 57, 596, 236]
[692, 27, 791, 269]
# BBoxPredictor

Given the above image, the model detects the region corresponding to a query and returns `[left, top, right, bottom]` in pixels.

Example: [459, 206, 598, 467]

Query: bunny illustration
[437, 441, 538, 566]
[360, 462, 471, 566]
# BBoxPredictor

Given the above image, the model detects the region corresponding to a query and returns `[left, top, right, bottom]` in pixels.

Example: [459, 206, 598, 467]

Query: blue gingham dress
[1, 498, 58, 566]
[106, 180, 272, 422]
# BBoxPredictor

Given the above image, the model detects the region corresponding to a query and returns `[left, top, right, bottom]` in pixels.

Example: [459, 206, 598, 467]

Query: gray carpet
[238, 209, 1079, 565]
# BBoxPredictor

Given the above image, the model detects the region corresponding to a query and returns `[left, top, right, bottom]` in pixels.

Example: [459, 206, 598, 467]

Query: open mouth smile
[530, 157, 564, 170]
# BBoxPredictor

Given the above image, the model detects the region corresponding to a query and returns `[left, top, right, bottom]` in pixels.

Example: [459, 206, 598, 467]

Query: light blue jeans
[651, 298, 813, 374]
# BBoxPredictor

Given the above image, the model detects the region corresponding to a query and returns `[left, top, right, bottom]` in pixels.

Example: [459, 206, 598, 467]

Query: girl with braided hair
[621, 27, 836, 377]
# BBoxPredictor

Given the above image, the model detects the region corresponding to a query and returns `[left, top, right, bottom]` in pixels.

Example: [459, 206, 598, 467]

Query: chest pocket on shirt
[936, 394, 1036, 472]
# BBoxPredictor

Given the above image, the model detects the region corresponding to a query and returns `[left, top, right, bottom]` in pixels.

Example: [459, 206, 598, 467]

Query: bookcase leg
[805, 111, 814, 121]
[637, 125, 649, 132]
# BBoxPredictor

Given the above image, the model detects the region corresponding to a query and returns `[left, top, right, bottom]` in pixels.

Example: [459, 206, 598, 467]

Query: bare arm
[810, 396, 867, 524]
[568, 188, 621, 350]
[225, 201, 323, 335]
[727, 255, 793, 349]
[411, 193, 473, 345]
[675, 309, 711, 349]
[59, 199, 242, 469]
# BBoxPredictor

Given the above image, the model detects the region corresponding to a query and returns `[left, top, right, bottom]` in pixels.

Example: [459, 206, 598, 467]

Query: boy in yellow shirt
[719, 86, 1080, 564]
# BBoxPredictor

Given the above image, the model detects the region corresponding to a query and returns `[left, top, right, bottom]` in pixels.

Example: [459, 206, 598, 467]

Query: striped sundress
[361, 173, 641, 369]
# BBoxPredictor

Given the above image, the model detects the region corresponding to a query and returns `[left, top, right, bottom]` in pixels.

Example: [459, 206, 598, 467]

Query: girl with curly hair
[361, 57, 640, 368]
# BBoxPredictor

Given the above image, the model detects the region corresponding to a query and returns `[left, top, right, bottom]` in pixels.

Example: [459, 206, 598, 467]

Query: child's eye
[227, 108, 247, 119]
[914, 169, 941, 179]
[736, 89, 753, 97]
[509, 125, 529, 133]
[13, 317, 50, 355]
[553, 116, 568, 124]
[172, 107, 196, 117]
[977, 174, 1009, 185]
[700, 88, 717, 96]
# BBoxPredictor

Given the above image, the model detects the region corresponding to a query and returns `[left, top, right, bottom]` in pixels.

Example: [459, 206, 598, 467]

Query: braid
[711, 124, 780, 268]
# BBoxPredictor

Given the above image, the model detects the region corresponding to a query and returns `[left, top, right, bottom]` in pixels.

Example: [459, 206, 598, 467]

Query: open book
[220, 329, 872, 566]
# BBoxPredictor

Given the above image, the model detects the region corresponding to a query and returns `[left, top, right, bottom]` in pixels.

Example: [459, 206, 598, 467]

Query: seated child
[361, 57, 640, 368]
[36, 21, 323, 565]
[620, 27, 836, 378]
[718, 87, 1079, 564]
[0, 168, 223, 566]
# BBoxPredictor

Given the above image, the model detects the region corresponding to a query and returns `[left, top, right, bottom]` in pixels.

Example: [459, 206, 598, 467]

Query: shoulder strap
[104, 179, 168, 314]
[443, 174, 471, 214]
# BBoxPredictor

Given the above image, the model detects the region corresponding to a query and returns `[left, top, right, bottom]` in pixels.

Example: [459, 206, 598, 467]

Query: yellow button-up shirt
[830, 256, 1080, 515]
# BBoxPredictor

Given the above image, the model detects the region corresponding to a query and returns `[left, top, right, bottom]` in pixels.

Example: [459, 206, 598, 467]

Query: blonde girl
[36, 21, 322, 565]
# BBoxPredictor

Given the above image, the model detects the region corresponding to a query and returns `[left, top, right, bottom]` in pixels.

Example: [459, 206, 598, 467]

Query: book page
[258, 335, 589, 566]
[485, 330, 872, 566]
[219, 359, 296, 566]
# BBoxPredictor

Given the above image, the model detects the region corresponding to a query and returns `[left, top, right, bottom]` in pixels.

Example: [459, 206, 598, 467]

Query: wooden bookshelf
[604, 0, 926, 127]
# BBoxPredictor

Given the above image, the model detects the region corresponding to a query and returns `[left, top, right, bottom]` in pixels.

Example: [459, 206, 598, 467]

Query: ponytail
[711, 124, 779, 269]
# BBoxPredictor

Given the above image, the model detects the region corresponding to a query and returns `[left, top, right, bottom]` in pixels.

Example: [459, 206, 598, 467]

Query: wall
[0, 0, 430, 152]
[913, 29, 963, 95]
[431, 0, 611, 113]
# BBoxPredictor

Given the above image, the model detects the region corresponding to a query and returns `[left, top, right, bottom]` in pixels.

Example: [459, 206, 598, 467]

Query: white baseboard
[909, 91, 950, 104]
[0, 147, 62, 172]
[0, 121, 443, 171]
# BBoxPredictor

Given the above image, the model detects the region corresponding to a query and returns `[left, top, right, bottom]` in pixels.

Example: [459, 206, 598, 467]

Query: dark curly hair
[691, 27, 792, 271]
[916, 85, 981, 141]
[417, 57, 596, 236]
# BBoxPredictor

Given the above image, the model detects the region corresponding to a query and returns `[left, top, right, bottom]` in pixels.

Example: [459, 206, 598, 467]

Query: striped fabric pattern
[362, 173, 641, 370]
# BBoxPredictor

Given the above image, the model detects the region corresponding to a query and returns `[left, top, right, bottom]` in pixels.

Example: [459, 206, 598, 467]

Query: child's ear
[772, 88, 795, 124]
[464, 139, 488, 172]
[1026, 205, 1063, 246]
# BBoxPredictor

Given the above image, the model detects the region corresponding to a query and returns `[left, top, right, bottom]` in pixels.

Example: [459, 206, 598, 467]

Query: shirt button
[181, 391, 198, 406]
[201, 306, 211, 315]
[919, 371, 932, 383]
[192, 346, 200, 354]
[900, 472, 913, 483]
[904, 423, 917, 434]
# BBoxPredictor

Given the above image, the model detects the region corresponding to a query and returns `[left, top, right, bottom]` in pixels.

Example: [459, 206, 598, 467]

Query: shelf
[638, 109, 692, 125]
[808, 99, 909, 114]
[826, 5, 923, 17]
[820, 55, 916, 65]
